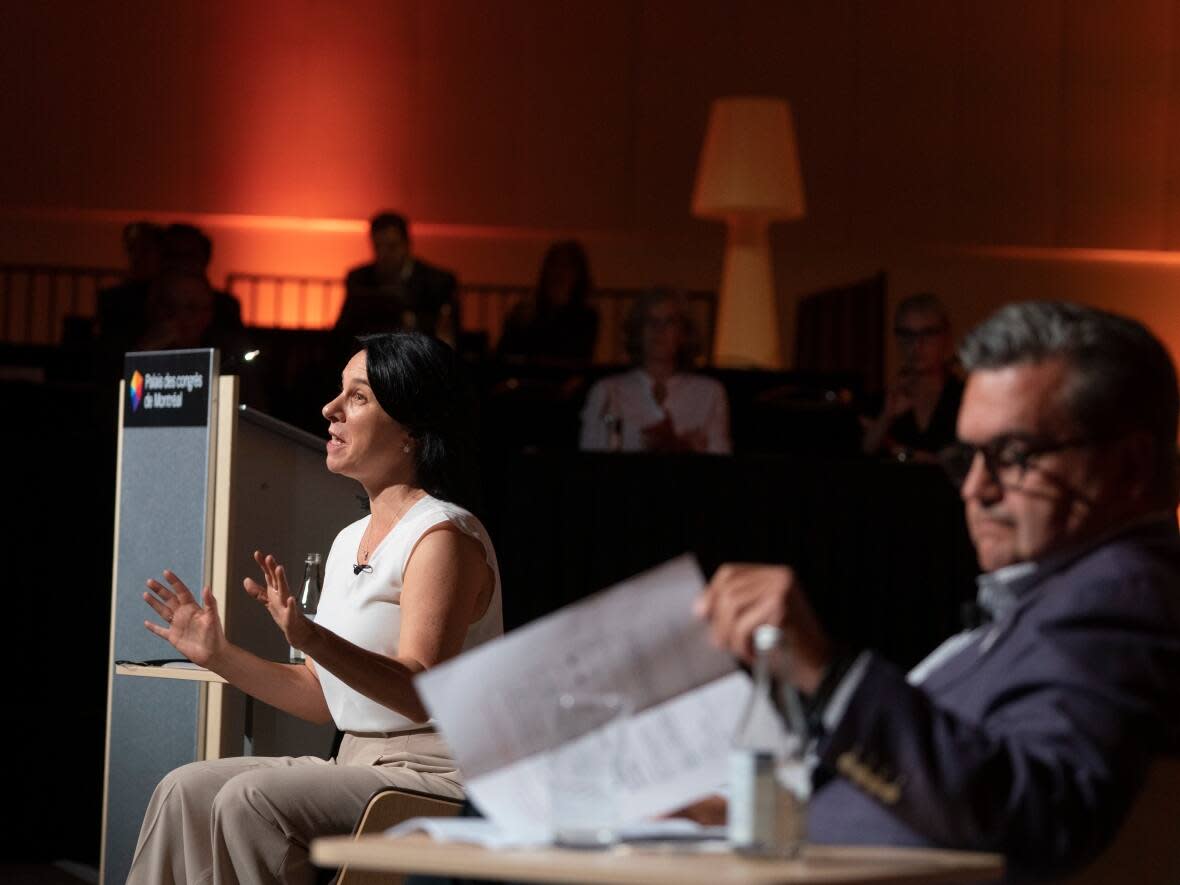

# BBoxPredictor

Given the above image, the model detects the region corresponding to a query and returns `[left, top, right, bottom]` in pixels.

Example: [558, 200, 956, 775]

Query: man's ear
[1111, 431, 1155, 503]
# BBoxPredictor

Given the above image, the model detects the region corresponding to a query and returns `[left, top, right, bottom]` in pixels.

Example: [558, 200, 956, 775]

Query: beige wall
[4, 1, 1180, 366]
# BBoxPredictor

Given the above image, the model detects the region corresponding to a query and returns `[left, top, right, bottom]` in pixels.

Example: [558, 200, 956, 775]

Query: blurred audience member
[335, 211, 459, 345]
[861, 292, 962, 461]
[95, 222, 245, 378]
[580, 289, 730, 454]
[497, 240, 598, 363]
[95, 221, 164, 375]
[159, 223, 246, 330]
[137, 271, 243, 352]
[136, 270, 262, 406]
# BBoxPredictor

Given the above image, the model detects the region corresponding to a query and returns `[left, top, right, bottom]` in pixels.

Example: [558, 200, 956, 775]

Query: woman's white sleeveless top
[313, 495, 503, 732]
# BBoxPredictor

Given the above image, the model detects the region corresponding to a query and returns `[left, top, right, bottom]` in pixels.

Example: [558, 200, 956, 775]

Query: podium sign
[122, 350, 214, 428]
[103, 349, 219, 885]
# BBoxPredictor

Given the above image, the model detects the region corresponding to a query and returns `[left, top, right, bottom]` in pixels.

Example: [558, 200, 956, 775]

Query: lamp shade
[692, 96, 806, 220]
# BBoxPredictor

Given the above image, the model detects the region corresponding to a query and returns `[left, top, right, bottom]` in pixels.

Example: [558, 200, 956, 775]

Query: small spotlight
[242, 350, 261, 362]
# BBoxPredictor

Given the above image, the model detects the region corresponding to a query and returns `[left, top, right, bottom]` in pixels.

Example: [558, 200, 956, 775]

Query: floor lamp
[692, 96, 806, 368]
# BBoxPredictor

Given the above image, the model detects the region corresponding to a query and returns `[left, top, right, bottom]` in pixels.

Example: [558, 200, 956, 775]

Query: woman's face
[895, 307, 951, 375]
[642, 299, 685, 365]
[321, 351, 414, 487]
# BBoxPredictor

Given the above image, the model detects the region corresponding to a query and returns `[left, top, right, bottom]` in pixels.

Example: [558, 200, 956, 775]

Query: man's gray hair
[960, 301, 1179, 505]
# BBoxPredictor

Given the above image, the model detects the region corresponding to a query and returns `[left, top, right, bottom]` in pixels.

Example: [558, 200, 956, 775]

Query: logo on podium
[129, 370, 144, 412]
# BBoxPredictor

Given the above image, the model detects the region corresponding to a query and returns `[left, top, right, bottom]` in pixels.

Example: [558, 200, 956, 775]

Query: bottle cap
[753, 624, 783, 652]
[305, 553, 322, 563]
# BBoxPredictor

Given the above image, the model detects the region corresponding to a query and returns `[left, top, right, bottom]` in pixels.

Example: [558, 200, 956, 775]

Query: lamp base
[712, 217, 782, 369]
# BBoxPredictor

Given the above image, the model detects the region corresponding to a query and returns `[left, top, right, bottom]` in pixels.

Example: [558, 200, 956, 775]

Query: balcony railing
[0, 263, 717, 364]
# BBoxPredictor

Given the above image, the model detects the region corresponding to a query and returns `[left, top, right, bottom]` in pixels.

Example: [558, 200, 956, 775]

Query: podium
[100, 349, 362, 884]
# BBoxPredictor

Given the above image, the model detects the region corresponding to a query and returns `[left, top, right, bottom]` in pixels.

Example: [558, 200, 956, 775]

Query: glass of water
[548, 692, 631, 848]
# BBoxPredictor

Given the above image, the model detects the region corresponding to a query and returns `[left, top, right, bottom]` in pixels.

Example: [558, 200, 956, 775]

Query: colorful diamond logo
[129, 370, 144, 411]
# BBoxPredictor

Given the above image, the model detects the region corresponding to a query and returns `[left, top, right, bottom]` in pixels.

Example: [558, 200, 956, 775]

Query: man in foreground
[699, 300, 1180, 879]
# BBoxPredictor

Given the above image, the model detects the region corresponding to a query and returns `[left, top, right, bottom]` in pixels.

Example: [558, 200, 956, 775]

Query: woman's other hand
[243, 551, 316, 654]
[143, 570, 226, 666]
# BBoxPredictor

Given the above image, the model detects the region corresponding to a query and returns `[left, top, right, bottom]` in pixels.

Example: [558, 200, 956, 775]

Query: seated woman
[497, 239, 599, 363]
[579, 288, 731, 453]
[860, 292, 963, 461]
[127, 332, 502, 885]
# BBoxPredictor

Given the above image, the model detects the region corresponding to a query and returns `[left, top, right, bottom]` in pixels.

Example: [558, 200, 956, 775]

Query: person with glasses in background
[861, 292, 963, 462]
[697, 301, 1180, 881]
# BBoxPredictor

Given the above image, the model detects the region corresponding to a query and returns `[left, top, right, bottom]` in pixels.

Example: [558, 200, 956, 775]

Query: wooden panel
[845, 1, 964, 244]
[1163, 0, 1180, 248]
[1055, 0, 1172, 248]
[733, 1, 859, 251]
[408, 0, 634, 229]
[184, 0, 417, 218]
[953, 1, 1064, 246]
[632, 1, 740, 236]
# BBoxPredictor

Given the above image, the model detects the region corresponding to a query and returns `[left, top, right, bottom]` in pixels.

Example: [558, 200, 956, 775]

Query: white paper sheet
[414, 555, 749, 836]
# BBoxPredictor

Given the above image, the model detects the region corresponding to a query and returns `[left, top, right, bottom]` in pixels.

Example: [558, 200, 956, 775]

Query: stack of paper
[414, 555, 754, 841]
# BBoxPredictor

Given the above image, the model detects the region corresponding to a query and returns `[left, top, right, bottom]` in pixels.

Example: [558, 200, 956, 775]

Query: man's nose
[960, 451, 1001, 503]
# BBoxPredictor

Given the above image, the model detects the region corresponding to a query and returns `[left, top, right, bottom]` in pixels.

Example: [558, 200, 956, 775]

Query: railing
[0, 264, 123, 345]
[0, 264, 718, 363]
[226, 272, 345, 329]
[220, 274, 720, 364]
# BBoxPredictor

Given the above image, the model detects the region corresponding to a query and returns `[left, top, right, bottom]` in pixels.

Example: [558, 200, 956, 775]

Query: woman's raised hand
[243, 551, 315, 654]
[143, 570, 225, 666]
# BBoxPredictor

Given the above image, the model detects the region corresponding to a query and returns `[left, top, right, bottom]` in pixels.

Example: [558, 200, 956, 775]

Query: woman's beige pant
[126, 731, 462, 885]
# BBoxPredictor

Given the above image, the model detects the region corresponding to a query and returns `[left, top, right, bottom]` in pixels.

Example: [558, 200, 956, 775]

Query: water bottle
[728, 624, 808, 856]
[289, 553, 322, 663]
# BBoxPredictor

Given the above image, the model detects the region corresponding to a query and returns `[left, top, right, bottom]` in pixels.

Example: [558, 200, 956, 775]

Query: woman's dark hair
[357, 332, 481, 511]
[894, 291, 950, 332]
[622, 288, 701, 369]
[535, 240, 592, 310]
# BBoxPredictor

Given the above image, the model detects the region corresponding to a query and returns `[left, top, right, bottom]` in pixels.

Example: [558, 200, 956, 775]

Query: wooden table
[310, 833, 1003, 884]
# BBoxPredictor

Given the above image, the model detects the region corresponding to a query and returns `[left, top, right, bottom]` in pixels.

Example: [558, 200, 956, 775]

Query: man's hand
[694, 563, 832, 694]
[664, 795, 727, 826]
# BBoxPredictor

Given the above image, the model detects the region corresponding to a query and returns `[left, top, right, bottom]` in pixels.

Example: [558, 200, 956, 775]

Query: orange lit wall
[5, 1, 1180, 365]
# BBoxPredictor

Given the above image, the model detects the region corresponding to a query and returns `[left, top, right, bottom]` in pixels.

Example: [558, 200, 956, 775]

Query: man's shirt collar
[974, 511, 1177, 623]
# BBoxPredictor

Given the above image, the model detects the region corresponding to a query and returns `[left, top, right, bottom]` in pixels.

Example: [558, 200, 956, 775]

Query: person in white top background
[579, 288, 731, 454]
[128, 332, 503, 885]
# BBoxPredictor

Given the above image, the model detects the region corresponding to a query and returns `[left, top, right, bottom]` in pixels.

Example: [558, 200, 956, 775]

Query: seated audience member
[127, 333, 502, 885]
[698, 301, 1180, 880]
[861, 292, 963, 461]
[335, 211, 459, 345]
[137, 270, 247, 351]
[95, 220, 164, 377]
[159, 222, 246, 331]
[579, 289, 730, 453]
[135, 270, 265, 406]
[95, 222, 246, 377]
[497, 240, 599, 363]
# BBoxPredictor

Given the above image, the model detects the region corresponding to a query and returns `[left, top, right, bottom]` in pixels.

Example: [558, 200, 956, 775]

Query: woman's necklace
[353, 490, 423, 575]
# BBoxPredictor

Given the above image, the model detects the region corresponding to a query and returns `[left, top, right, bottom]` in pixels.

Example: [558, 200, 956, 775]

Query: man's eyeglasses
[938, 434, 1099, 488]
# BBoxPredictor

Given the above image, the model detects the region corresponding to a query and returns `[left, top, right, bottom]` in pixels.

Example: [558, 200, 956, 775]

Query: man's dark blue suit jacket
[809, 518, 1180, 880]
